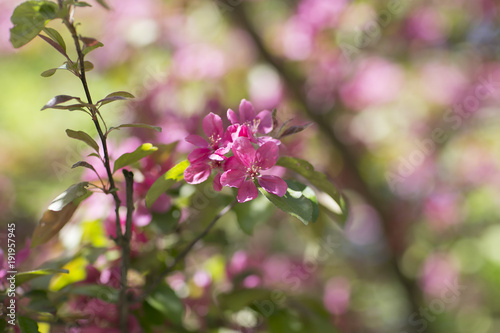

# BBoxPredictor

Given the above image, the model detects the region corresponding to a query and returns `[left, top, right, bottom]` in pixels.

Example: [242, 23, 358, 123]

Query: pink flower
[184, 113, 230, 189]
[227, 99, 274, 141]
[221, 137, 287, 203]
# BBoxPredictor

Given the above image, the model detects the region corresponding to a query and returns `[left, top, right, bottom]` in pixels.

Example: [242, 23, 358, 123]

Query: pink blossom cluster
[184, 100, 288, 203]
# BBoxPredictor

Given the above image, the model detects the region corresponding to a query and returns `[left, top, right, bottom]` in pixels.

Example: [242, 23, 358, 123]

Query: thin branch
[136, 199, 238, 302]
[119, 169, 134, 333]
[63, 15, 122, 242]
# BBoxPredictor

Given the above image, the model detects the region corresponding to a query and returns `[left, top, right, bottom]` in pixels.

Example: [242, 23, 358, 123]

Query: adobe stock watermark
[339, 0, 413, 62]
[401, 279, 466, 333]
[386, 72, 500, 194]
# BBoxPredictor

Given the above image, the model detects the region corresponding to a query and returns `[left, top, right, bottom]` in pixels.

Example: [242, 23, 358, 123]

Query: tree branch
[119, 169, 134, 333]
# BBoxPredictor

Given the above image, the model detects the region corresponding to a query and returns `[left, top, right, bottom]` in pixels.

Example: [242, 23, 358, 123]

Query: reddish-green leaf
[66, 129, 100, 153]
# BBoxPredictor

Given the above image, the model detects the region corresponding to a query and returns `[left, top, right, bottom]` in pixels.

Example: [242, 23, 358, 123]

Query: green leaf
[82, 41, 103, 56]
[32, 182, 91, 247]
[18, 316, 40, 333]
[79, 60, 94, 72]
[68, 285, 119, 303]
[41, 95, 81, 110]
[279, 122, 313, 138]
[10, 1, 60, 48]
[74, 1, 92, 7]
[108, 123, 162, 133]
[43, 27, 66, 51]
[41, 68, 57, 77]
[113, 143, 158, 173]
[96, 91, 135, 106]
[66, 129, 99, 153]
[145, 160, 189, 208]
[16, 269, 69, 286]
[233, 194, 274, 235]
[276, 157, 348, 225]
[24, 290, 56, 313]
[259, 180, 318, 225]
[95, 0, 110, 10]
[146, 284, 184, 326]
[218, 288, 271, 311]
[0, 317, 6, 332]
[40, 62, 76, 77]
[38, 33, 67, 57]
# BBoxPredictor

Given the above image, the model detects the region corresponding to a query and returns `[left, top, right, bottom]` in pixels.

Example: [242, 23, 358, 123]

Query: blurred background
[1, 0, 500, 332]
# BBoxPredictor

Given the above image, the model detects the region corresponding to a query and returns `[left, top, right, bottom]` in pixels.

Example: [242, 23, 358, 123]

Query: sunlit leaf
[10, 1, 60, 48]
[49, 257, 88, 291]
[146, 284, 184, 326]
[16, 269, 69, 286]
[113, 143, 158, 173]
[18, 316, 39, 333]
[145, 160, 189, 208]
[31, 182, 91, 247]
[259, 180, 318, 225]
[276, 157, 348, 225]
[66, 129, 99, 153]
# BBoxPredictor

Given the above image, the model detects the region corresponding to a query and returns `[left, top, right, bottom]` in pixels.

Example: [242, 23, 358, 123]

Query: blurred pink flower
[340, 58, 404, 111]
[406, 8, 446, 44]
[296, 0, 346, 31]
[174, 44, 226, 79]
[419, 253, 458, 297]
[424, 191, 461, 230]
[419, 62, 468, 105]
[323, 277, 351, 315]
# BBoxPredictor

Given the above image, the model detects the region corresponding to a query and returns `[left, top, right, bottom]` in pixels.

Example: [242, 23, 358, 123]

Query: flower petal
[255, 110, 273, 134]
[258, 175, 287, 197]
[213, 173, 222, 192]
[232, 137, 256, 167]
[239, 99, 256, 123]
[203, 112, 224, 139]
[187, 148, 211, 163]
[184, 163, 211, 184]
[209, 153, 225, 161]
[237, 180, 258, 203]
[227, 109, 239, 124]
[224, 156, 244, 171]
[257, 136, 281, 146]
[255, 141, 279, 170]
[220, 169, 247, 188]
[185, 134, 209, 148]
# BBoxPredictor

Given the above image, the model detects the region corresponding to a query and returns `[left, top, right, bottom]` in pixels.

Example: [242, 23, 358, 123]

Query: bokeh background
[1, 0, 500, 332]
